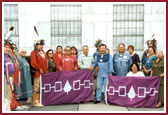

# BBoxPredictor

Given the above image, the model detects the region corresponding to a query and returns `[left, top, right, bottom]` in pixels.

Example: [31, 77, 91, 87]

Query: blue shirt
[142, 55, 157, 70]
[93, 53, 113, 77]
[113, 51, 132, 76]
[93, 50, 99, 59]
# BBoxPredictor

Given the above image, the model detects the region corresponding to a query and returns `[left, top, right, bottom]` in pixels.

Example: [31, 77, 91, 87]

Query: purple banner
[106, 76, 160, 108]
[40, 70, 93, 105]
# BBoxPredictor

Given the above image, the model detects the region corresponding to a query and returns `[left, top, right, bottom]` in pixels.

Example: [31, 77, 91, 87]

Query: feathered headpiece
[4, 26, 14, 47]
[95, 39, 103, 48]
[34, 26, 45, 47]
[146, 34, 157, 49]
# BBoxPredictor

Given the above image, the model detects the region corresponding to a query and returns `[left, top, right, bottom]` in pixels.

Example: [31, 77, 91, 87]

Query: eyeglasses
[22, 51, 26, 54]
[83, 49, 89, 50]
[49, 53, 53, 55]
[65, 50, 71, 51]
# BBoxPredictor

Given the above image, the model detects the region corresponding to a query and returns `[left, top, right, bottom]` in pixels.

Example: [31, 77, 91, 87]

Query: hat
[34, 26, 45, 47]
[34, 39, 45, 46]
[95, 39, 103, 48]
[146, 34, 157, 49]
[4, 26, 14, 47]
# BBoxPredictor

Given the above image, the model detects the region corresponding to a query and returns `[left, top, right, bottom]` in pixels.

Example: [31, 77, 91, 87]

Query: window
[50, 4, 82, 51]
[4, 4, 19, 46]
[113, 4, 144, 54]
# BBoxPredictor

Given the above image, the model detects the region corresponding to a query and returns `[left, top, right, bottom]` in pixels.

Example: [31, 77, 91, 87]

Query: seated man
[57, 46, 78, 71]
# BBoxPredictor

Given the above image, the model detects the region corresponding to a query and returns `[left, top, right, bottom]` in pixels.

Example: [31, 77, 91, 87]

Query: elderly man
[113, 43, 132, 76]
[78, 45, 96, 99]
[78, 45, 94, 70]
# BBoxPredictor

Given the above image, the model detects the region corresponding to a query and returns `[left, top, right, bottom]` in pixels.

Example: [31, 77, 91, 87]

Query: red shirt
[30, 50, 48, 77]
[57, 55, 78, 71]
[53, 52, 64, 71]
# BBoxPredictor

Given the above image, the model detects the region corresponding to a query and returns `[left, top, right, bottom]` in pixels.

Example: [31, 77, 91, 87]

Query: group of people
[4, 42, 32, 111]
[4, 38, 164, 111]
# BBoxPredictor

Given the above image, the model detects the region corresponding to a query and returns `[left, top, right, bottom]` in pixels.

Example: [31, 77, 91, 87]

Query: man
[57, 46, 78, 71]
[78, 45, 94, 70]
[53, 45, 64, 71]
[113, 43, 132, 76]
[30, 39, 48, 107]
[93, 44, 113, 104]
[78, 45, 96, 98]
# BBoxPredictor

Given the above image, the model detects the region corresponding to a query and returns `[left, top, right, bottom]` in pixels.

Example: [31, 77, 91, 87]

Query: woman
[141, 37, 157, 65]
[71, 46, 78, 59]
[127, 45, 140, 64]
[46, 49, 56, 72]
[18, 49, 32, 104]
[10, 44, 22, 101]
[151, 50, 164, 108]
[4, 40, 15, 111]
[142, 47, 157, 76]
[126, 63, 145, 77]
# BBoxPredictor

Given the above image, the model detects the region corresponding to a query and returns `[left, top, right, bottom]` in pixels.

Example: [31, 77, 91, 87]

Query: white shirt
[126, 71, 145, 77]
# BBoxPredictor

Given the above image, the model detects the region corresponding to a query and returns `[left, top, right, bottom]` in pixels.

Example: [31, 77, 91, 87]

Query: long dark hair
[71, 46, 78, 55]
[148, 46, 156, 54]
[46, 49, 54, 59]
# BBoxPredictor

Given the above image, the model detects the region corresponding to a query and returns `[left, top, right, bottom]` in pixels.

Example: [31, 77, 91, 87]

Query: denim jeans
[96, 77, 108, 101]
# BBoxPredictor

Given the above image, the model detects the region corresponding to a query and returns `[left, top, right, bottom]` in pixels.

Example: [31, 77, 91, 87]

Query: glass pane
[113, 29, 116, 35]
[113, 13, 117, 20]
[120, 13, 124, 20]
[120, 6, 124, 13]
[117, 5, 121, 12]
[117, 13, 121, 20]
[132, 13, 136, 20]
[124, 12, 129, 20]
[125, 6, 128, 12]
[120, 22, 124, 28]
[113, 6, 117, 13]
